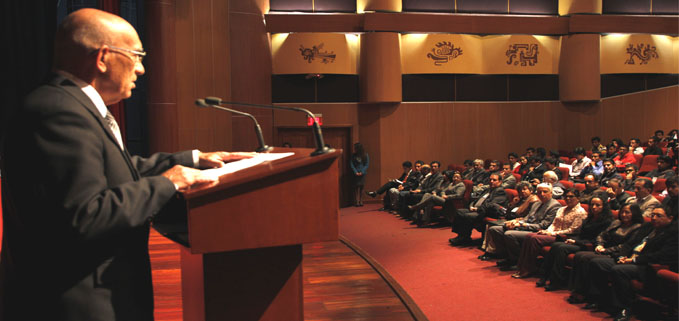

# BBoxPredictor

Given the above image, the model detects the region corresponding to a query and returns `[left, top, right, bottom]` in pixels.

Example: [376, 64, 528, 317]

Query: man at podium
[0, 8, 252, 321]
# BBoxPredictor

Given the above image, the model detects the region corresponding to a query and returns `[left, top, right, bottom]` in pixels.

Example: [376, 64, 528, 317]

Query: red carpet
[339, 203, 610, 321]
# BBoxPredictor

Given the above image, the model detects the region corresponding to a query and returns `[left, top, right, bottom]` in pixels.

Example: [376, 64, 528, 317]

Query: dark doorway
[277, 127, 352, 208]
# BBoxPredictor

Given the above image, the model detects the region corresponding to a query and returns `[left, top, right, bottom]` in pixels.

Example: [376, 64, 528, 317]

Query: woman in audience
[478, 181, 538, 260]
[567, 203, 644, 304]
[536, 191, 614, 290]
[512, 188, 587, 278]
[516, 155, 530, 178]
[350, 142, 369, 207]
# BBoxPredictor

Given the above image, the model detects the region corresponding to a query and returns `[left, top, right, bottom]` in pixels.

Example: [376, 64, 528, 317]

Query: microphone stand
[204, 97, 335, 156]
[195, 99, 273, 153]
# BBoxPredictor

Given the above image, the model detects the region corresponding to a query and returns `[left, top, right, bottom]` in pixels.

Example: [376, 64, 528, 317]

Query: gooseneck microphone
[202, 97, 335, 156]
[195, 99, 273, 153]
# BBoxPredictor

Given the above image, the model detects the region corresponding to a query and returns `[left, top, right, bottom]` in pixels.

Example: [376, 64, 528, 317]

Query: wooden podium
[154, 148, 341, 321]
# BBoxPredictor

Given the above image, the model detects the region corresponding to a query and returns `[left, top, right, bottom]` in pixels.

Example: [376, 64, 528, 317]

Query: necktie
[104, 110, 124, 150]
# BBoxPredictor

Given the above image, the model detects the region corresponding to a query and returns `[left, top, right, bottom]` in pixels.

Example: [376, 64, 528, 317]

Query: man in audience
[489, 183, 560, 270]
[570, 147, 591, 179]
[579, 151, 604, 180]
[508, 152, 520, 171]
[591, 136, 607, 154]
[580, 173, 600, 204]
[644, 155, 677, 180]
[661, 176, 678, 216]
[654, 129, 665, 142]
[543, 171, 564, 199]
[525, 147, 536, 158]
[500, 163, 517, 189]
[387, 160, 424, 212]
[449, 173, 508, 246]
[621, 164, 638, 191]
[524, 156, 546, 182]
[606, 178, 631, 210]
[629, 138, 644, 155]
[401, 161, 443, 219]
[367, 160, 413, 210]
[461, 159, 474, 179]
[605, 144, 619, 160]
[543, 157, 563, 181]
[473, 160, 501, 196]
[643, 136, 663, 156]
[599, 158, 623, 187]
[613, 145, 636, 172]
[469, 159, 490, 186]
[626, 178, 661, 218]
[588, 205, 677, 321]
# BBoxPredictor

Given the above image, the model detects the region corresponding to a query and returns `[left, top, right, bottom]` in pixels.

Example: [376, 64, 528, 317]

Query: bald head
[54, 8, 138, 73]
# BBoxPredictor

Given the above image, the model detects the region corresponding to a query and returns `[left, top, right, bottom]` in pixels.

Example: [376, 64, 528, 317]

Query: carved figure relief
[426, 41, 463, 66]
[506, 44, 539, 66]
[625, 44, 658, 65]
[299, 43, 336, 64]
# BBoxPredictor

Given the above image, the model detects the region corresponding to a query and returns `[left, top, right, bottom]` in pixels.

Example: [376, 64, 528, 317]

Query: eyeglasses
[107, 45, 146, 63]
[565, 195, 577, 199]
[625, 169, 635, 172]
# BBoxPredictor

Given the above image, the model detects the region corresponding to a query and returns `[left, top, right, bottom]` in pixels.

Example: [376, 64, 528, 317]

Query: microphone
[203, 96, 335, 156]
[195, 99, 273, 153]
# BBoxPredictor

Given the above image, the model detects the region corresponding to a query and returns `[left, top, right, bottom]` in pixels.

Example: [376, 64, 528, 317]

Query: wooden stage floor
[149, 229, 415, 321]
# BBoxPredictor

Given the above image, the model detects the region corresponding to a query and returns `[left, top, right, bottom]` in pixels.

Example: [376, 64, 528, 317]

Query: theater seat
[653, 178, 666, 195]
[560, 180, 574, 189]
[557, 167, 569, 180]
[638, 155, 659, 176]
[574, 183, 585, 192]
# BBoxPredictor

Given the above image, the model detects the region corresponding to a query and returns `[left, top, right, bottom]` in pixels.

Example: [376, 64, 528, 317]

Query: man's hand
[595, 245, 606, 253]
[162, 165, 219, 191]
[198, 151, 256, 169]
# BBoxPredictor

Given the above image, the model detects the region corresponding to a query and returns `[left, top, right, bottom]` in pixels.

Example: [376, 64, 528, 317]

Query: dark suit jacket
[474, 187, 508, 219]
[617, 222, 679, 271]
[416, 172, 444, 194]
[0, 74, 194, 321]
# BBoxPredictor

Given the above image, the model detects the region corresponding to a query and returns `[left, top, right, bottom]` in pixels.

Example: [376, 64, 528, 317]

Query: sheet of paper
[201, 152, 294, 180]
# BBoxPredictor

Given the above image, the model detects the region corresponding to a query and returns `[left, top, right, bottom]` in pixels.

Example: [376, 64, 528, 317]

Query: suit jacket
[472, 186, 508, 219]
[0, 74, 194, 321]
[518, 198, 560, 231]
[416, 172, 444, 194]
[469, 169, 490, 185]
[402, 171, 423, 191]
[617, 222, 679, 271]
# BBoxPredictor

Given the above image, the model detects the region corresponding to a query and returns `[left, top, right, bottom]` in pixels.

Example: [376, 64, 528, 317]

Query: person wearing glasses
[621, 164, 639, 192]
[586, 205, 677, 321]
[0, 9, 253, 321]
[449, 173, 507, 246]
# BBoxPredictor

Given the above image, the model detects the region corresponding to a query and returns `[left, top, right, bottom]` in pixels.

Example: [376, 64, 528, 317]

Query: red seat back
[560, 180, 574, 189]
[638, 155, 659, 175]
[462, 179, 474, 204]
[580, 203, 589, 212]
[574, 183, 585, 192]
[512, 173, 521, 181]
[612, 210, 619, 219]
[557, 199, 566, 206]
[557, 167, 570, 179]
[633, 154, 643, 167]
[653, 178, 667, 194]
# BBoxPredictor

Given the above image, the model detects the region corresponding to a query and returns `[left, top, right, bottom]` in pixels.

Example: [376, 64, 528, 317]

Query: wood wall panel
[560, 34, 600, 102]
[229, 8, 273, 152]
[355, 86, 677, 192]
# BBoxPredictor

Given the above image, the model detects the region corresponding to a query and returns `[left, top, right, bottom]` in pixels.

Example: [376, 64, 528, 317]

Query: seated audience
[524, 156, 546, 182]
[367, 160, 412, 209]
[387, 160, 424, 212]
[409, 170, 465, 227]
[500, 163, 517, 190]
[536, 192, 613, 291]
[599, 158, 622, 187]
[579, 173, 600, 205]
[591, 136, 607, 154]
[605, 144, 619, 160]
[579, 151, 603, 180]
[567, 204, 644, 306]
[525, 147, 536, 158]
[515, 155, 530, 177]
[587, 205, 677, 321]
[626, 178, 661, 218]
[629, 138, 644, 155]
[613, 145, 636, 171]
[461, 159, 474, 180]
[508, 152, 520, 171]
[570, 147, 591, 179]
[643, 136, 663, 156]
[542, 171, 564, 199]
[606, 178, 631, 211]
[644, 155, 677, 180]
[661, 176, 678, 217]
[489, 183, 560, 270]
[543, 157, 562, 181]
[401, 161, 443, 219]
[469, 159, 490, 187]
[512, 188, 587, 279]
[621, 164, 638, 191]
[472, 160, 501, 197]
[449, 173, 507, 246]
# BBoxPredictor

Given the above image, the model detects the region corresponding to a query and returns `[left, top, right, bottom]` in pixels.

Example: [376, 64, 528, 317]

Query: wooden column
[559, 0, 602, 15]
[360, 32, 401, 103]
[360, 0, 401, 12]
[145, 0, 179, 153]
[559, 34, 601, 102]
